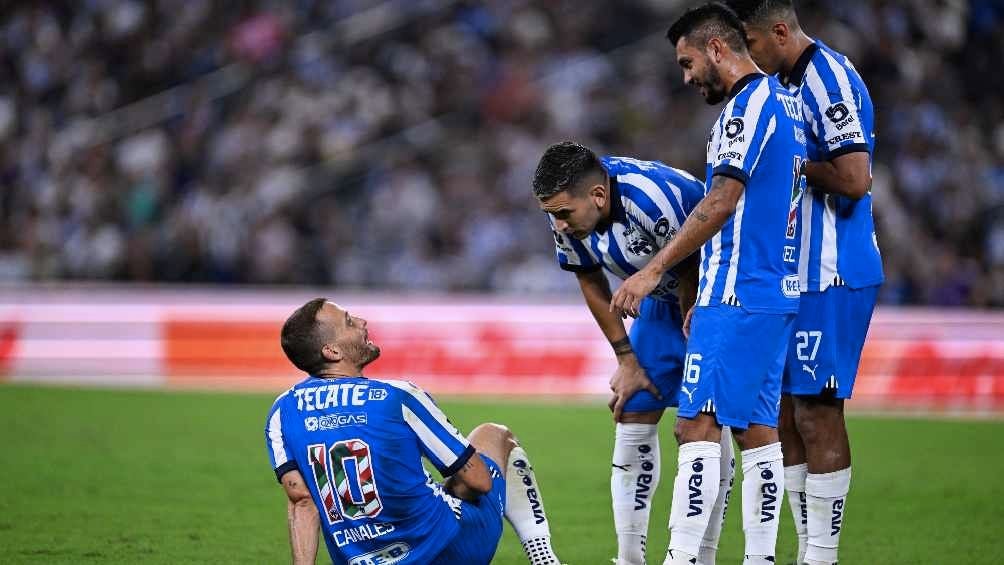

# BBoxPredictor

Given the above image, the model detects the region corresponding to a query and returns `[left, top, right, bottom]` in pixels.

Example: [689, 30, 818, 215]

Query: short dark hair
[532, 141, 605, 199]
[725, 0, 798, 29]
[281, 298, 328, 374]
[666, 3, 748, 53]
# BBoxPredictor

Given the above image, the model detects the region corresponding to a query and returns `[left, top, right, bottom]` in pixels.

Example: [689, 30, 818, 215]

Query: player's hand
[608, 357, 662, 422]
[682, 306, 695, 339]
[609, 268, 660, 318]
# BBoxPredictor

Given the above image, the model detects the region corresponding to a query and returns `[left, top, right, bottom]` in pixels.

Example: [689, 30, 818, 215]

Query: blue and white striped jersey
[551, 156, 705, 307]
[786, 40, 883, 291]
[701, 73, 807, 314]
[265, 376, 473, 565]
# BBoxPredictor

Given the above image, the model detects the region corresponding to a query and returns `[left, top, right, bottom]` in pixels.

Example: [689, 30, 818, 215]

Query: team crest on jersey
[654, 217, 675, 239]
[623, 226, 654, 256]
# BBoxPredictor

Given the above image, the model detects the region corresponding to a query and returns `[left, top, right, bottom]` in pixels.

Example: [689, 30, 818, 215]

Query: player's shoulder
[807, 41, 865, 88]
[378, 379, 428, 401]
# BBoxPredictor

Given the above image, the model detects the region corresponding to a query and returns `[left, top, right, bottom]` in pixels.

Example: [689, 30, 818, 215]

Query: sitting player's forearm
[287, 498, 319, 565]
[805, 153, 871, 199]
[444, 475, 482, 501]
[645, 186, 735, 276]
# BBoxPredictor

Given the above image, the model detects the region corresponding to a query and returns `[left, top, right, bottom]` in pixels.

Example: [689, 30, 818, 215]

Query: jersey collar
[595, 173, 625, 234]
[785, 42, 819, 87]
[728, 72, 766, 100]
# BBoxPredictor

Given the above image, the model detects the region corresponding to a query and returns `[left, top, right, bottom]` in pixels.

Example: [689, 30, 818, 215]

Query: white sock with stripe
[697, 426, 735, 565]
[784, 463, 809, 563]
[804, 467, 851, 565]
[740, 442, 784, 562]
[665, 441, 721, 563]
[611, 423, 660, 565]
[505, 446, 561, 565]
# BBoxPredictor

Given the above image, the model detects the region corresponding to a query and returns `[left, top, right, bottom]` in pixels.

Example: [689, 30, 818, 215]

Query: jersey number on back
[307, 439, 384, 524]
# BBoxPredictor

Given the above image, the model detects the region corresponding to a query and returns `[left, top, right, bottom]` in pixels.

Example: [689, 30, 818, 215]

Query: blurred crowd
[0, 0, 1001, 307]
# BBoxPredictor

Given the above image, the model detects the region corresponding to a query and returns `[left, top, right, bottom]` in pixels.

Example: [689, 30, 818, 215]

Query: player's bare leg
[794, 393, 850, 565]
[732, 425, 785, 565]
[779, 395, 809, 563]
[612, 409, 663, 565]
[468, 423, 563, 565]
[664, 414, 722, 565]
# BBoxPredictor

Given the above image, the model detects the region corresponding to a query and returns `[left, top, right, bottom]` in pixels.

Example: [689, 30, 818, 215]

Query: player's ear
[707, 36, 724, 62]
[589, 183, 607, 209]
[772, 22, 788, 44]
[321, 343, 342, 363]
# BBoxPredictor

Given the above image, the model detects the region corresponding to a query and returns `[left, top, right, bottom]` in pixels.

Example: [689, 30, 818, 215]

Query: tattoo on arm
[695, 210, 709, 222]
[611, 337, 634, 356]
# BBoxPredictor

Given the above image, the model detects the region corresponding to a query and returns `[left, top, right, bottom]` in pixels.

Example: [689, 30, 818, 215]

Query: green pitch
[1, 385, 1003, 564]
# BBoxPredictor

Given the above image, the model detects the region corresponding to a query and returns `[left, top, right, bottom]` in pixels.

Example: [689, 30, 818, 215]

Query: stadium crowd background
[0, 0, 1000, 307]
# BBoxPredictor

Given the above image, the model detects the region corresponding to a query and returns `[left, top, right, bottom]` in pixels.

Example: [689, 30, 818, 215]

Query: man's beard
[701, 64, 727, 105]
[354, 342, 381, 368]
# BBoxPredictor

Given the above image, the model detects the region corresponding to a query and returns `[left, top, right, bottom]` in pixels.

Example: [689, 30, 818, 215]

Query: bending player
[612, 4, 807, 564]
[533, 143, 734, 565]
[727, 2, 883, 563]
[265, 298, 563, 564]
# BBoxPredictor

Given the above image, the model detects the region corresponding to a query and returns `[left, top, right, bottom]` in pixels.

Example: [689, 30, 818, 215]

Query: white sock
[611, 423, 660, 565]
[697, 426, 735, 565]
[804, 467, 851, 564]
[740, 442, 784, 561]
[667, 441, 721, 560]
[505, 446, 561, 565]
[784, 463, 808, 563]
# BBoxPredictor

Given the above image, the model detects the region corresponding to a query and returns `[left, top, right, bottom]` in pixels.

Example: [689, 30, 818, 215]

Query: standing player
[265, 298, 564, 564]
[726, 2, 883, 563]
[611, 4, 806, 564]
[533, 143, 735, 565]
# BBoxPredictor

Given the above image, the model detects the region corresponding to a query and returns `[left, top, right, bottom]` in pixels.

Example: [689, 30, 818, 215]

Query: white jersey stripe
[819, 50, 856, 109]
[268, 406, 288, 467]
[721, 191, 747, 301]
[621, 172, 680, 225]
[819, 195, 839, 289]
[698, 232, 723, 306]
[385, 379, 470, 448]
[402, 405, 460, 470]
[798, 186, 813, 287]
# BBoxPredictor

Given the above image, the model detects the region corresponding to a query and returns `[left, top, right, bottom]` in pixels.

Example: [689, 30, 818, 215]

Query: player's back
[700, 73, 807, 313]
[266, 377, 471, 564]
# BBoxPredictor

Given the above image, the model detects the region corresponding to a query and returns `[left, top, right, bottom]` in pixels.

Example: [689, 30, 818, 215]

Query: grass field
[1, 384, 1003, 564]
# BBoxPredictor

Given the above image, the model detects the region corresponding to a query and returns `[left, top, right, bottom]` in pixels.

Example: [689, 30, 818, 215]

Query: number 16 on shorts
[680, 353, 702, 407]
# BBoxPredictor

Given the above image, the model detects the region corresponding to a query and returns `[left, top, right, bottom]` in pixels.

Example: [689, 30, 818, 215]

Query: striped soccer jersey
[266, 377, 473, 564]
[785, 40, 883, 291]
[700, 73, 808, 313]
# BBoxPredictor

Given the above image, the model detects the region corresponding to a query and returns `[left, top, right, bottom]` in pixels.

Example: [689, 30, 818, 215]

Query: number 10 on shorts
[684, 353, 702, 384]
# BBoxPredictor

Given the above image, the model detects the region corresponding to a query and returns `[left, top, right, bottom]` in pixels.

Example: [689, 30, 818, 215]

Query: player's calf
[611, 411, 663, 565]
[794, 396, 852, 565]
[665, 415, 723, 565]
[505, 444, 562, 565]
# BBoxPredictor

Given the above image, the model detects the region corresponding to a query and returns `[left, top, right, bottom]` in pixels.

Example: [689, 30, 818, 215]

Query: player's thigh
[432, 455, 506, 565]
[680, 305, 794, 429]
[625, 298, 686, 413]
[784, 290, 838, 395]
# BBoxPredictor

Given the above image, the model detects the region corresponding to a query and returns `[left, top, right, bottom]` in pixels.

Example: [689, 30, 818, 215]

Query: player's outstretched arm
[576, 270, 662, 420]
[611, 175, 744, 317]
[444, 451, 492, 501]
[280, 469, 319, 565]
[805, 151, 871, 200]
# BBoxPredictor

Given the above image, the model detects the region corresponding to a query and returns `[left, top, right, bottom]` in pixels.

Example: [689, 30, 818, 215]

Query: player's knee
[469, 422, 517, 455]
[674, 417, 713, 445]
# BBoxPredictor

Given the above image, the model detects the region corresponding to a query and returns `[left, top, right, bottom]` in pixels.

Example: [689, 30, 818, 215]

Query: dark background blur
[0, 0, 1001, 307]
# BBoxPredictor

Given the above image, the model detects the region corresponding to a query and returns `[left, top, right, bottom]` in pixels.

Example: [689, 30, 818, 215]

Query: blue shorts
[783, 285, 878, 399]
[432, 455, 506, 565]
[677, 305, 795, 429]
[623, 297, 687, 413]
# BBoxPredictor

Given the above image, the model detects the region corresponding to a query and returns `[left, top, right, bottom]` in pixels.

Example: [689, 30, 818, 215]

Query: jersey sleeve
[265, 394, 299, 483]
[712, 79, 776, 186]
[802, 52, 870, 159]
[393, 381, 475, 477]
[547, 215, 601, 273]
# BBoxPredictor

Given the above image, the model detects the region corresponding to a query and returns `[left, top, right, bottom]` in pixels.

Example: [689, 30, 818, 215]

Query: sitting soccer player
[265, 298, 563, 564]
